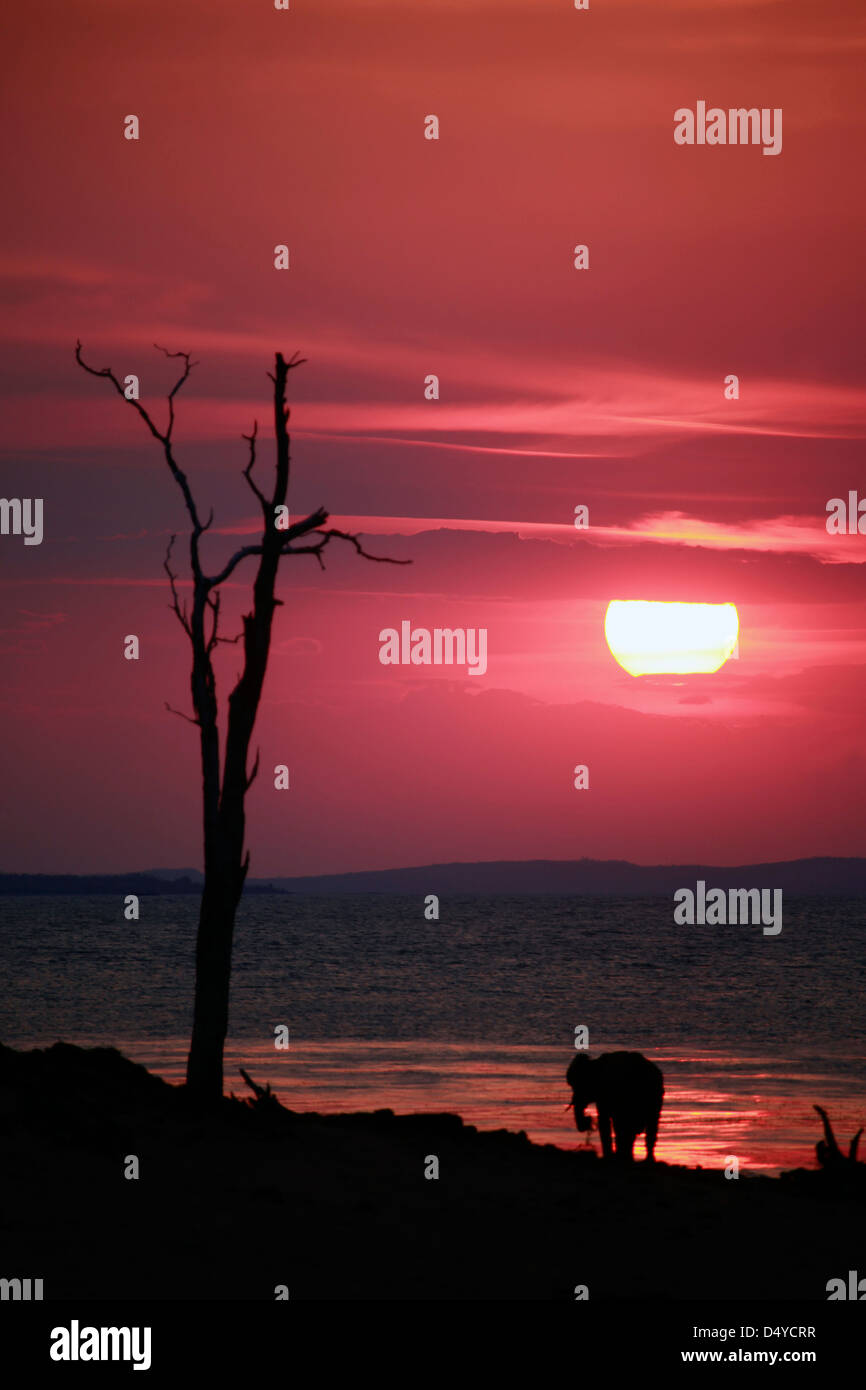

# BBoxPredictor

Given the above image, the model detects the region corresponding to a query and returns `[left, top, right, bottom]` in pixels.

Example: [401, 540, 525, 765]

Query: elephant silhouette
[567, 1051, 664, 1162]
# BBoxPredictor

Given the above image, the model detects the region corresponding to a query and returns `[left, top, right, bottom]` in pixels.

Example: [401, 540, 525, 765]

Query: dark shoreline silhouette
[1, 1043, 863, 1301]
[2, 855, 864, 896]
[0, 874, 281, 896]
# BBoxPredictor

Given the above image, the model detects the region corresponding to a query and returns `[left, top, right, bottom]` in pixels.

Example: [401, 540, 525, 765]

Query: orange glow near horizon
[605, 601, 740, 677]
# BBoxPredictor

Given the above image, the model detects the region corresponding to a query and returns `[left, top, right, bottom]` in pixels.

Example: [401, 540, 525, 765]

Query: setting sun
[604, 601, 740, 677]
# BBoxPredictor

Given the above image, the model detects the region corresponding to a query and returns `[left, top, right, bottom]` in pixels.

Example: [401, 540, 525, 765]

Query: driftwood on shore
[814, 1105, 864, 1170]
[238, 1067, 287, 1118]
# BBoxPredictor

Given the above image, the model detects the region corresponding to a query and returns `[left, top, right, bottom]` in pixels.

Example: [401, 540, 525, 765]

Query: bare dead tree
[75, 343, 408, 1101]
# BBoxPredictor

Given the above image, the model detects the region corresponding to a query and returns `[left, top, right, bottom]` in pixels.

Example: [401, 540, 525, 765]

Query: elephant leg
[644, 1112, 659, 1162]
[615, 1127, 636, 1163]
[597, 1109, 614, 1160]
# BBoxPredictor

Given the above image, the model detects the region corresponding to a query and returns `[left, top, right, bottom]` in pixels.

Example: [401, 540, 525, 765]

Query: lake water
[2, 893, 864, 1172]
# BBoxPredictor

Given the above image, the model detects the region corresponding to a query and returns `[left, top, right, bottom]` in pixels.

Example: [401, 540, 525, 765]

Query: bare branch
[203, 506, 355, 587]
[205, 589, 221, 655]
[76, 341, 208, 571]
[289, 543, 328, 571]
[266, 350, 307, 384]
[242, 421, 269, 517]
[245, 747, 260, 792]
[195, 516, 337, 589]
[319, 528, 412, 564]
[282, 506, 328, 542]
[285, 527, 412, 569]
[207, 545, 265, 589]
[164, 535, 192, 637]
[165, 700, 200, 727]
[153, 344, 199, 440]
[204, 589, 244, 653]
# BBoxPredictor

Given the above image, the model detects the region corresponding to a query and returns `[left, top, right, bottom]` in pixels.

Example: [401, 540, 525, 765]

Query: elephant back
[567, 1049, 664, 1099]
[596, 1050, 664, 1101]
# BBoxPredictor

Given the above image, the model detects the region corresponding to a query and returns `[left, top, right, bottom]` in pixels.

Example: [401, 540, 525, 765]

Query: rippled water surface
[3, 893, 864, 1171]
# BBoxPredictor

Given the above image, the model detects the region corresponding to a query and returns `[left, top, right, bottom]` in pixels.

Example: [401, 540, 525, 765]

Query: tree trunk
[185, 895, 233, 1097]
[186, 721, 248, 1100]
[183, 357, 291, 1100]
[185, 857, 247, 1097]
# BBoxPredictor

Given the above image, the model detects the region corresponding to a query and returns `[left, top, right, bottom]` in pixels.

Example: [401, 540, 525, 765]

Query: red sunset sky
[1, 0, 865, 875]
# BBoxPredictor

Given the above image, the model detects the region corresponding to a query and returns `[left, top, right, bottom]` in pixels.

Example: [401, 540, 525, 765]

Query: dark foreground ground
[1, 1043, 863, 1301]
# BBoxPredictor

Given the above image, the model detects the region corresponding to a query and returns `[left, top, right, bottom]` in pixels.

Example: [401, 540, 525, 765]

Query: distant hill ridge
[1, 857, 864, 895]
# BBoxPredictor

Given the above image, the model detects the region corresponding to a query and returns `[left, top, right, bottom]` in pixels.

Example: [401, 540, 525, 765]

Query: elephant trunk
[573, 1101, 593, 1132]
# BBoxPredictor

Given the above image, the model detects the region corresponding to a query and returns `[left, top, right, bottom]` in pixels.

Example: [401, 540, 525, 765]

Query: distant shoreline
[2, 855, 864, 896]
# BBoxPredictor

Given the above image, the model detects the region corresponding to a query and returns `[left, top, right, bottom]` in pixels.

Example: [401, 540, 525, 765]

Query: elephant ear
[566, 1053, 592, 1089]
